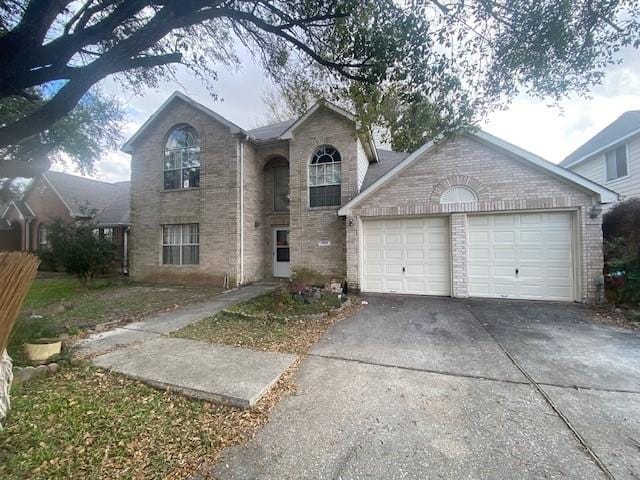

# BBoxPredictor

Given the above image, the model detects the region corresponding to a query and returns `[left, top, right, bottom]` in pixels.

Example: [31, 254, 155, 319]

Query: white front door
[467, 211, 575, 301]
[362, 217, 451, 295]
[273, 227, 290, 278]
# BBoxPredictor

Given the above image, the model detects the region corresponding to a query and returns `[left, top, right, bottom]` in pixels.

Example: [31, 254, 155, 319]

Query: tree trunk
[0, 349, 13, 429]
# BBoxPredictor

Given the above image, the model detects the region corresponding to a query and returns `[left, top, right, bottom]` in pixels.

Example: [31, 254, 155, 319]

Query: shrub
[603, 198, 640, 262]
[48, 218, 115, 287]
[36, 247, 59, 271]
[291, 267, 329, 287]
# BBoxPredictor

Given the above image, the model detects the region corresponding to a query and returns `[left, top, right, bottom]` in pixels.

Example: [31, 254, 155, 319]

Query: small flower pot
[24, 338, 62, 363]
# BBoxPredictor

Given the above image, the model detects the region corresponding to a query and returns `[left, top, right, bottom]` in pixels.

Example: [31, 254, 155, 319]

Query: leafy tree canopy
[1, 0, 638, 174]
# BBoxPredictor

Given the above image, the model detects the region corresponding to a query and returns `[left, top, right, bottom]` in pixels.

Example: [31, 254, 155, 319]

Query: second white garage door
[467, 212, 575, 301]
[362, 217, 450, 295]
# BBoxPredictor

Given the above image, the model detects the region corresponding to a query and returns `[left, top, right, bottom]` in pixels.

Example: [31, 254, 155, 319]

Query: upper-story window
[309, 145, 341, 207]
[605, 145, 628, 181]
[164, 125, 200, 190]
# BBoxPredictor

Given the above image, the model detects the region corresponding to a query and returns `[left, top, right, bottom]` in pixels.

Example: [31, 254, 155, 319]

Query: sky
[52, 45, 640, 184]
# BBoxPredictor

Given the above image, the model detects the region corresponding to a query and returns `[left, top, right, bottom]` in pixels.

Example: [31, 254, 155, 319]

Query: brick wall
[288, 107, 358, 281]
[129, 98, 240, 285]
[347, 134, 604, 303]
[24, 177, 73, 250]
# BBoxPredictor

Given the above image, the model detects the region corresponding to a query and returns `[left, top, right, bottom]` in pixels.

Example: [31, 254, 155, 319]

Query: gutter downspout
[122, 227, 129, 275]
[239, 135, 248, 286]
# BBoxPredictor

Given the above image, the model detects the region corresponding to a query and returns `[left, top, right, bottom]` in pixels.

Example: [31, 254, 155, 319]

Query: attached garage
[467, 211, 575, 301]
[362, 217, 450, 295]
[340, 130, 619, 304]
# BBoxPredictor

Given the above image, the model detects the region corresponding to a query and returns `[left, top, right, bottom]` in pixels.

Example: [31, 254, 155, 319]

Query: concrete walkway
[74, 284, 297, 408]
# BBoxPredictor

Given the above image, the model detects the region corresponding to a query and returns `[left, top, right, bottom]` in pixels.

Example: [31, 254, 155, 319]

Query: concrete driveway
[214, 295, 640, 480]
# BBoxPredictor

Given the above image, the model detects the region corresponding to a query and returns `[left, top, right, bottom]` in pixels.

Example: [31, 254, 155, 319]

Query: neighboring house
[561, 111, 640, 202]
[123, 91, 617, 303]
[0, 171, 130, 272]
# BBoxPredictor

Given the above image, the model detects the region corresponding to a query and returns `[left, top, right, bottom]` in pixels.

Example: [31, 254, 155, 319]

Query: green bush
[47, 217, 115, 287]
[609, 259, 640, 304]
[36, 247, 59, 271]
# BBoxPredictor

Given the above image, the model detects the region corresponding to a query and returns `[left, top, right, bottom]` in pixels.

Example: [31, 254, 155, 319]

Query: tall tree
[1, 0, 638, 174]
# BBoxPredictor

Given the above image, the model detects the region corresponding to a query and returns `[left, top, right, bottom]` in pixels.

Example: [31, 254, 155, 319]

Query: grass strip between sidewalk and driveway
[173, 290, 351, 354]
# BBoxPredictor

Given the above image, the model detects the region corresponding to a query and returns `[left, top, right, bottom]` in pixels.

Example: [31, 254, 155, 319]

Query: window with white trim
[309, 145, 341, 207]
[605, 145, 628, 181]
[164, 125, 200, 189]
[273, 165, 289, 212]
[162, 224, 199, 265]
[440, 186, 478, 204]
[37, 224, 49, 250]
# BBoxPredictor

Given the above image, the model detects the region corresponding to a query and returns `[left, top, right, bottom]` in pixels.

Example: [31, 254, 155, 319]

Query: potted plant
[24, 337, 62, 363]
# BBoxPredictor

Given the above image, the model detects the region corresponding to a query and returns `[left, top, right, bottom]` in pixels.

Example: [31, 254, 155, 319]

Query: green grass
[174, 290, 347, 354]
[10, 276, 222, 366]
[0, 365, 264, 480]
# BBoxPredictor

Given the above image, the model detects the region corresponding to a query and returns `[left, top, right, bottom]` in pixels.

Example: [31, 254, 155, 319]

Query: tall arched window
[164, 125, 200, 189]
[309, 145, 341, 207]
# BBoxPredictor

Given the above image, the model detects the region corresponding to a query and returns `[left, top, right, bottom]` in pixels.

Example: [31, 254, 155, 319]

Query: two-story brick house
[124, 92, 617, 303]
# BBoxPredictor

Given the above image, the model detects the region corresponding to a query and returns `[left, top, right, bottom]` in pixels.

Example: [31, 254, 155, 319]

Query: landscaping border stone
[13, 362, 62, 384]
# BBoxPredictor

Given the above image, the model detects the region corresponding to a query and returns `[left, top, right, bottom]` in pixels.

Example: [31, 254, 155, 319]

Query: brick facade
[345, 134, 605, 303]
[129, 99, 241, 284]
[128, 99, 356, 285]
[127, 97, 606, 303]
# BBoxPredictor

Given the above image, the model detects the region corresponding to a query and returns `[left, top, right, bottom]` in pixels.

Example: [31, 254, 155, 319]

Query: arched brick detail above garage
[429, 175, 488, 204]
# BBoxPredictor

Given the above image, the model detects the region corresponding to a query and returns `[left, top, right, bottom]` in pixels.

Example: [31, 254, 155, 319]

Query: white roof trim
[279, 99, 357, 140]
[122, 91, 246, 153]
[0, 200, 14, 218]
[473, 130, 618, 203]
[22, 200, 35, 217]
[41, 172, 75, 217]
[562, 127, 640, 168]
[338, 130, 618, 215]
[3, 201, 24, 220]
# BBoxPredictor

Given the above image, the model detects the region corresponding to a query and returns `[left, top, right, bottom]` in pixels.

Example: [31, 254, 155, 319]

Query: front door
[273, 227, 290, 277]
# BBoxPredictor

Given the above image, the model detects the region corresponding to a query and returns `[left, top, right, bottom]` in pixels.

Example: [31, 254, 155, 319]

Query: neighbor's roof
[561, 111, 640, 168]
[42, 171, 122, 217]
[339, 129, 619, 215]
[93, 181, 130, 226]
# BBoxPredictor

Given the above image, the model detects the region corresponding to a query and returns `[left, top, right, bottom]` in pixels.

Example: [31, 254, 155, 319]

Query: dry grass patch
[174, 290, 359, 355]
[0, 363, 296, 480]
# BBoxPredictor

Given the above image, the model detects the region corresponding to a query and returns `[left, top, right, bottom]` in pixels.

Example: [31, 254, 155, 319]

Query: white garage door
[467, 212, 575, 301]
[362, 217, 450, 295]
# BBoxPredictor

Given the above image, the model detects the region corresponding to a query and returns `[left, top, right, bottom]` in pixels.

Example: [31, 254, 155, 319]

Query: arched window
[440, 186, 478, 204]
[37, 223, 49, 250]
[164, 125, 200, 189]
[309, 145, 341, 207]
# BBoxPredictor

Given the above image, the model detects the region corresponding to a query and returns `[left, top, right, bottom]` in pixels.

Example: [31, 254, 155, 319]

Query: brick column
[346, 216, 360, 291]
[450, 213, 469, 298]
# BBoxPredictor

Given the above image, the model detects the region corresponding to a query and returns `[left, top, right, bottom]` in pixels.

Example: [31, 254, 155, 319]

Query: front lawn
[10, 276, 222, 365]
[0, 364, 287, 480]
[174, 289, 352, 354]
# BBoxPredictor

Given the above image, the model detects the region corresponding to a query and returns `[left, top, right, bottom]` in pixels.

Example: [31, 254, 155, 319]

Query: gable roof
[278, 98, 378, 162]
[42, 171, 122, 217]
[561, 111, 640, 168]
[122, 91, 248, 153]
[1, 199, 34, 220]
[338, 129, 619, 215]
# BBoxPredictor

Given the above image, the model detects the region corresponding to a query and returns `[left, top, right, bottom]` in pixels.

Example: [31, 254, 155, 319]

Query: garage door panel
[362, 217, 450, 295]
[468, 212, 575, 301]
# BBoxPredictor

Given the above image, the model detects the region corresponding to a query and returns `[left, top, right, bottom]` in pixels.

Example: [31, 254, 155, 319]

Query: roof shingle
[561, 111, 640, 167]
